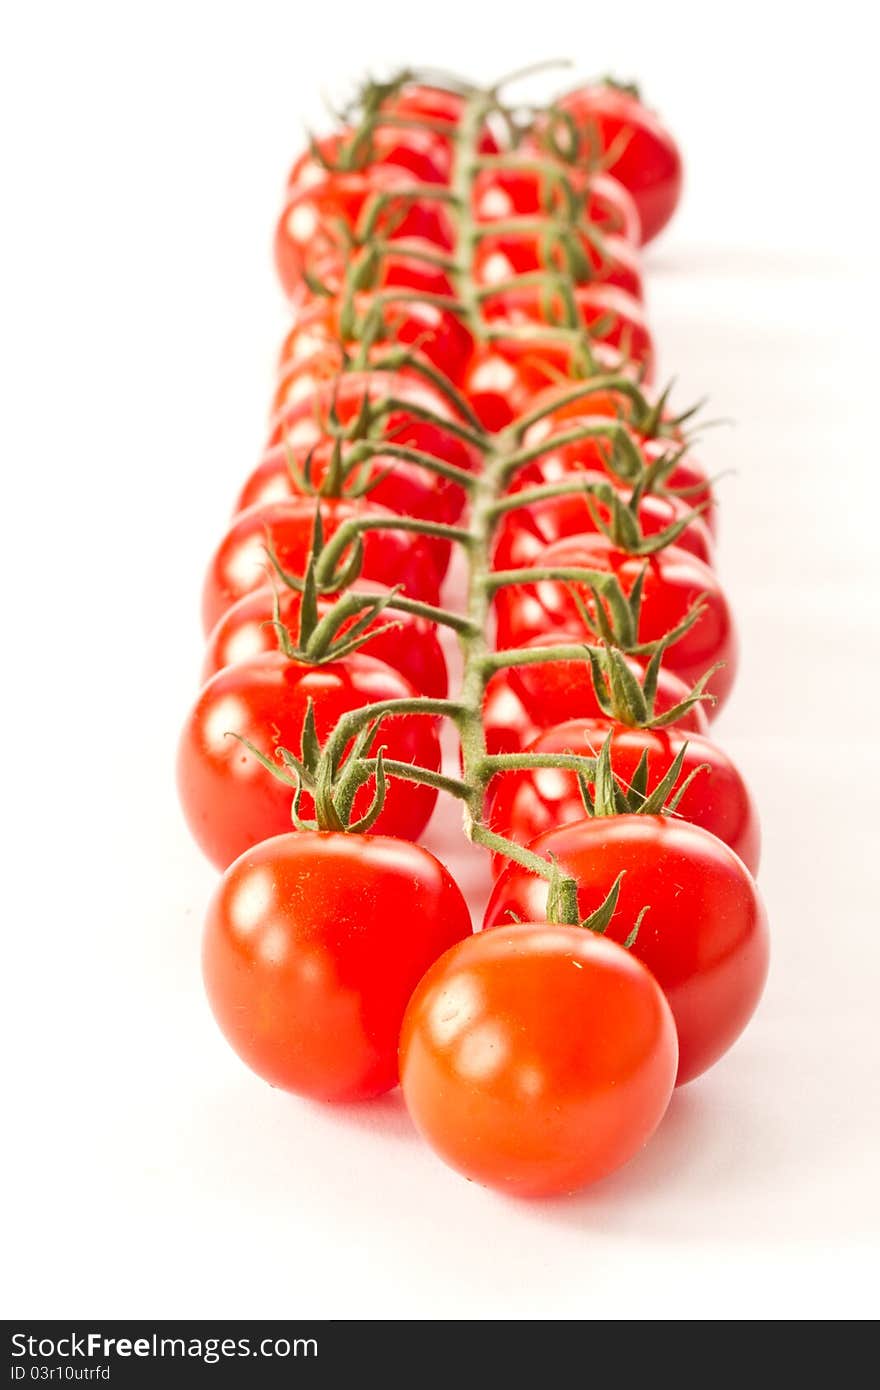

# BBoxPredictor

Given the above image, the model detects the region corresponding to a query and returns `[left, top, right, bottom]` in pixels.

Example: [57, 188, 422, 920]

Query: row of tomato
[177, 72, 769, 1197]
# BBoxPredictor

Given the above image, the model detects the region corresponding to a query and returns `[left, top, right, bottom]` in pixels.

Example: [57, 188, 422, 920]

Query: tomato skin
[482, 670, 540, 755]
[266, 368, 473, 458]
[463, 341, 641, 431]
[201, 496, 441, 636]
[236, 434, 469, 584]
[485, 817, 769, 1085]
[481, 282, 655, 378]
[511, 402, 717, 538]
[275, 171, 454, 297]
[201, 580, 448, 697]
[399, 924, 677, 1196]
[493, 532, 737, 713]
[557, 84, 683, 245]
[275, 293, 475, 391]
[287, 125, 449, 190]
[177, 651, 441, 869]
[474, 166, 641, 244]
[203, 833, 472, 1102]
[490, 637, 710, 747]
[493, 480, 714, 570]
[474, 228, 643, 301]
[486, 719, 761, 876]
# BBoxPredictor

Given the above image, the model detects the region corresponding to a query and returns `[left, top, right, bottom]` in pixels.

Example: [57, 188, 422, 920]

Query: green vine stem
[267, 73, 712, 923]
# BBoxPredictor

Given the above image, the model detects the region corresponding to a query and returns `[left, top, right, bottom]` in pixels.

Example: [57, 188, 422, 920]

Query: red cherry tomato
[236, 432, 470, 583]
[266, 367, 473, 454]
[275, 293, 475, 391]
[482, 669, 540, 755]
[557, 83, 683, 245]
[481, 282, 654, 378]
[486, 718, 760, 876]
[510, 398, 717, 536]
[201, 580, 449, 697]
[485, 817, 769, 1085]
[204, 833, 472, 1101]
[275, 170, 454, 297]
[474, 227, 643, 301]
[178, 651, 441, 869]
[494, 635, 711, 739]
[493, 478, 714, 570]
[463, 340, 642, 431]
[492, 532, 737, 713]
[399, 924, 677, 1195]
[287, 124, 449, 190]
[473, 166, 641, 244]
[201, 496, 441, 637]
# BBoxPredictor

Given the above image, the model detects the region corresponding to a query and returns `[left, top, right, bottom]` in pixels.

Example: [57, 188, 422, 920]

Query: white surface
[2, 0, 878, 1321]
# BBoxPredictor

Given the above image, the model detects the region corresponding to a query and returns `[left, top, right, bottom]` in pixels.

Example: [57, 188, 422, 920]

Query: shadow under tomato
[301, 1086, 420, 1145]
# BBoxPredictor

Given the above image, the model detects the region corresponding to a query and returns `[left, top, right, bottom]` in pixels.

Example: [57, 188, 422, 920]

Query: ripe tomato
[287, 124, 449, 190]
[203, 833, 472, 1102]
[482, 669, 540, 755]
[275, 170, 454, 297]
[481, 283, 654, 379]
[178, 651, 442, 869]
[486, 719, 760, 876]
[236, 434, 469, 583]
[201, 580, 448, 697]
[287, 239, 455, 307]
[463, 340, 641, 431]
[492, 479, 714, 570]
[481, 647, 707, 757]
[399, 924, 677, 1195]
[276, 293, 475, 393]
[473, 166, 641, 245]
[494, 635, 711, 738]
[492, 532, 737, 713]
[201, 496, 441, 636]
[485, 817, 769, 1085]
[474, 227, 643, 301]
[509, 411, 716, 536]
[557, 83, 683, 245]
[267, 367, 474, 455]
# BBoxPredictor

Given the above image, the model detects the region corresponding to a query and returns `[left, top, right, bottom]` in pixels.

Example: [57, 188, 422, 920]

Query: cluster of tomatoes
[177, 70, 769, 1198]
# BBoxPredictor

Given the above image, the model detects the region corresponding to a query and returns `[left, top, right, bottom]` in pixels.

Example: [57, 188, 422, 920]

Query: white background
[2, 0, 878, 1321]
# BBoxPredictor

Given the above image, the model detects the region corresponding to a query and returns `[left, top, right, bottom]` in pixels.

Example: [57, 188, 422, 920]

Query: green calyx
[580, 636, 717, 730]
[575, 730, 709, 818]
[543, 860, 648, 949]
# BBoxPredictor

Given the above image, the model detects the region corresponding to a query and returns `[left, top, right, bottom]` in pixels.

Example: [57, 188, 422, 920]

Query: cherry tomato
[287, 124, 449, 190]
[557, 83, 683, 245]
[178, 651, 442, 869]
[492, 532, 737, 713]
[493, 478, 714, 570]
[274, 297, 475, 398]
[486, 719, 760, 876]
[473, 166, 641, 245]
[483, 640, 708, 759]
[511, 399, 717, 536]
[474, 227, 643, 301]
[201, 580, 448, 697]
[482, 669, 540, 755]
[267, 367, 473, 455]
[485, 817, 769, 1084]
[204, 833, 472, 1101]
[288, 239, 454, 307]
[399, 924, 677, 1195]
[275, 170, 454, 297]
[463, 340, 641, 431]
[481, 282, 654, 378]
[237, 433, 469, 583]
[201, 496, 441, 637]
